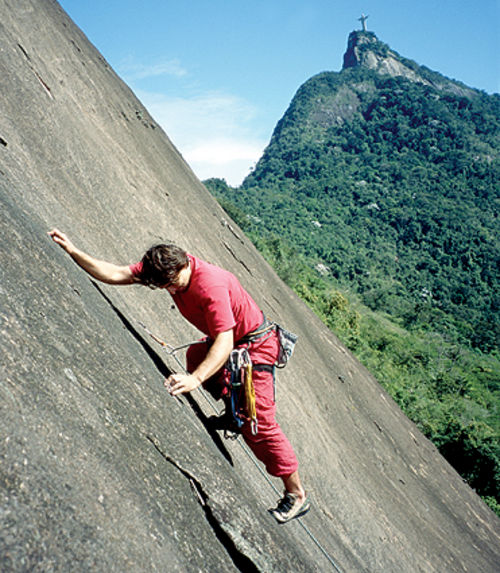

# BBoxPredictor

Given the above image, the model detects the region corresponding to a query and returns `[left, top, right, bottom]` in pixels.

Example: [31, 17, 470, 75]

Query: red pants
[186, 331, 299, 478]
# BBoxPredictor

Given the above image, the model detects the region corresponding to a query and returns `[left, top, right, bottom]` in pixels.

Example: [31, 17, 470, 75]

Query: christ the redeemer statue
[358, 14, 369, 32]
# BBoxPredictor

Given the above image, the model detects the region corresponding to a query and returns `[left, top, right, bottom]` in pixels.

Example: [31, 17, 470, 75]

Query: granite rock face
[1, 2, 499, 571]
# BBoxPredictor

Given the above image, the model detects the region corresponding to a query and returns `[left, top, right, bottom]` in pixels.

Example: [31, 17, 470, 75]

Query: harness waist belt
[237, 315, 275, 345]
[252, 363, 275, 373]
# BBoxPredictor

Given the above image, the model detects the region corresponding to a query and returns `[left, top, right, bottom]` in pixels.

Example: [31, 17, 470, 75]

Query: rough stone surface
[1, 2, 499, 572]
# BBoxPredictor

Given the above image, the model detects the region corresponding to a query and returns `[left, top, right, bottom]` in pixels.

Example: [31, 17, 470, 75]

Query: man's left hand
[165, 373, 202, 396]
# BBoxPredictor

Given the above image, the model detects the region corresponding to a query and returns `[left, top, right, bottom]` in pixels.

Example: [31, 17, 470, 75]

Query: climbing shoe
[268, 491, 311, 524]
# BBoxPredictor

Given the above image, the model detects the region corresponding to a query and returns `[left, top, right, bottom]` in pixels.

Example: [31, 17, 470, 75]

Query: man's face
[163, 264, 191, 295]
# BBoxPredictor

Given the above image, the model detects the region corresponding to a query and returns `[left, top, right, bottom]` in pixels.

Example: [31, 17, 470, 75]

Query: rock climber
[48, 229, 310, 523]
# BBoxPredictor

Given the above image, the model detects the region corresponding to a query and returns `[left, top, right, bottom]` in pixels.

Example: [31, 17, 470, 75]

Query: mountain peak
[341, 30, 475, 97]
[342, 30, 421, 81]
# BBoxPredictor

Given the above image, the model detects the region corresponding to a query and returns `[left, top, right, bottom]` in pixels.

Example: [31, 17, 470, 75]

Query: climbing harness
[226, 314, 298, 435]
[137, 319, 342, 572]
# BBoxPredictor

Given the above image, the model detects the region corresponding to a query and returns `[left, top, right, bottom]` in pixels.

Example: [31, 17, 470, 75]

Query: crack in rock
[146, 435, 260, 573]
[222, 242, 253, 276]
[17, 43, 53, 99]
[220, 219, 244, 244]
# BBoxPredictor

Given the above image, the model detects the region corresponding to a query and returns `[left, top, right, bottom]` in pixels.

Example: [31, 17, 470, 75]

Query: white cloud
[185, 139, 263, 185]
[187, 140, 263, 164]
[136, 90, 266, 186]
[119, 56, 188, 80]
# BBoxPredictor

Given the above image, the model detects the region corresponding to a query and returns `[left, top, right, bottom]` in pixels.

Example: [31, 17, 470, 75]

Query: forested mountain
[205, 31, 500, 511]
[217, 31, 498, 353]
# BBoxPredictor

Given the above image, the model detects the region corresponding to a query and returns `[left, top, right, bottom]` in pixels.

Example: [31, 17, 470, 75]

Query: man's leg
[245, 333, 310, 522]
[242, 368, 310, 523]
[282, 470, 306, 503]
[241, 365, 299, 477]
[189, 335, 310, 522]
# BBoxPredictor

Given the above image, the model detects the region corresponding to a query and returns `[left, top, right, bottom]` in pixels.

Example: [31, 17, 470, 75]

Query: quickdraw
[227, 348, 258, 435]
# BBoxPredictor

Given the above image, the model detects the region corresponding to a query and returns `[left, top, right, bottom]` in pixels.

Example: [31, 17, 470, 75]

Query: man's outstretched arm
[48, 228, 138, 285]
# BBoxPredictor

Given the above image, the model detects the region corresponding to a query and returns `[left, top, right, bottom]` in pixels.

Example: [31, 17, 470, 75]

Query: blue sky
[59, 0, 499, 186]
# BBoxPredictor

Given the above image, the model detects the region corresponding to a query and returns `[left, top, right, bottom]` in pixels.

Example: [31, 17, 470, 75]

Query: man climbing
[48, 229, 311, 523]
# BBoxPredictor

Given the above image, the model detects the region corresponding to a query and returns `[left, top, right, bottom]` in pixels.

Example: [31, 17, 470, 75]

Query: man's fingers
[164, 373, 201, 396]
[169, 381, 184, 396]
[48, 229, 72, 251]
[165, 374, 183, 395]
[48, 228, 63, 240]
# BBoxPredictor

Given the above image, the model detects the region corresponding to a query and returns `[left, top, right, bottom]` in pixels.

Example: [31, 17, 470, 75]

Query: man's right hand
[48, 229, 75, 254]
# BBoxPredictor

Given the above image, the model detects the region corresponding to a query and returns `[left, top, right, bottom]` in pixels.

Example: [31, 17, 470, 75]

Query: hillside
[205, 31, 500, 509]
[1, 5, 499, 572]
[217, 32, 499, 353]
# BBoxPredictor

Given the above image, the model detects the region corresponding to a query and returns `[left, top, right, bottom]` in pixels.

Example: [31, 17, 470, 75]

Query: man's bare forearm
[48, 228, 136, 285]
[193, 329, 234, 383]
[67, 247, 131, 284]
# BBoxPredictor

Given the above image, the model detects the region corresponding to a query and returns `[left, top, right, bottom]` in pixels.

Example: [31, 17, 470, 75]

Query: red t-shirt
[130, 254, 263, 341]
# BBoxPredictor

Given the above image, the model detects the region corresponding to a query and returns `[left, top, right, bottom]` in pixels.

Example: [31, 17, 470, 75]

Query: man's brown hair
[139, 244, 189, 287]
